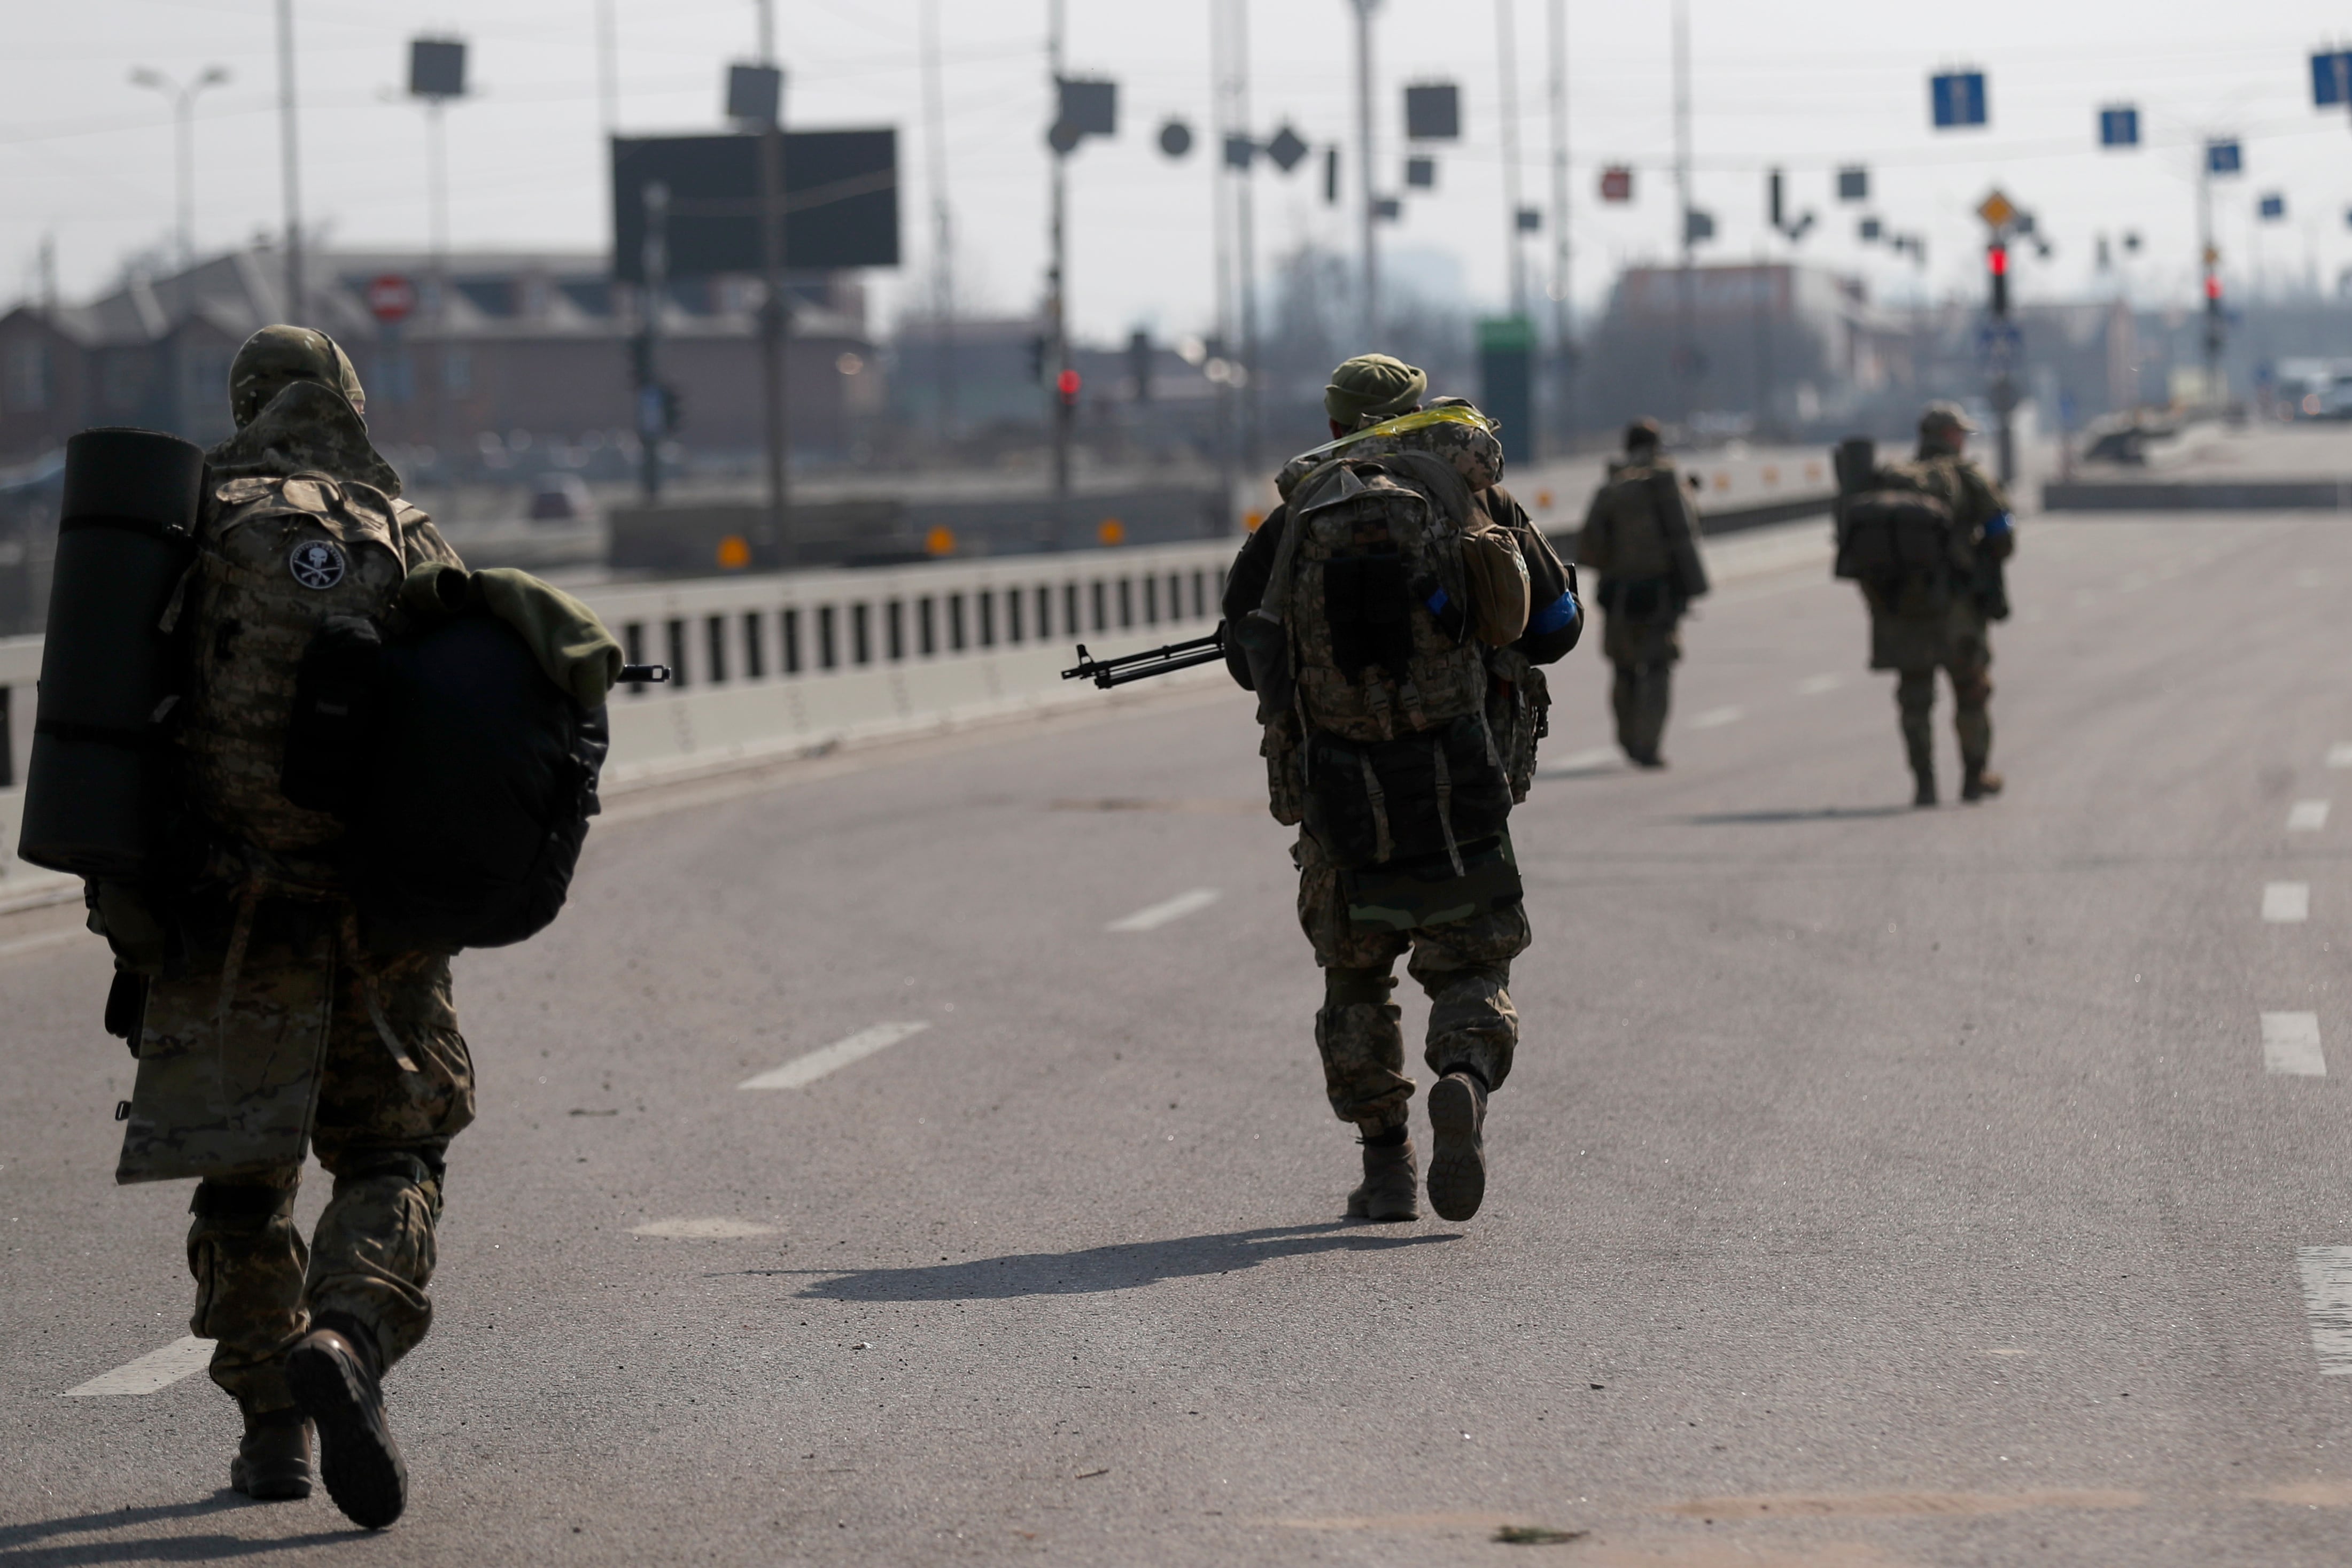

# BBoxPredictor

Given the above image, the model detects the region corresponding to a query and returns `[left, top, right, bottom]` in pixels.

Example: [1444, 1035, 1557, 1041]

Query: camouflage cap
[228, 325, 367, 428]
[1625, 417, 1663, 451]
[1324, 353, 1428, 429]
[1919, 401, 1977, 436]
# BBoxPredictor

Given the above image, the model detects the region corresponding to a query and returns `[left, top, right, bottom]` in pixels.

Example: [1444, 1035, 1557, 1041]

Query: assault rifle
[1061, 623, 1228, 689]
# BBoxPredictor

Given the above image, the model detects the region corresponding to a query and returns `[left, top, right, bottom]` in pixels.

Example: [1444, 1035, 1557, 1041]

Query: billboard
[611, 130, 899, 281]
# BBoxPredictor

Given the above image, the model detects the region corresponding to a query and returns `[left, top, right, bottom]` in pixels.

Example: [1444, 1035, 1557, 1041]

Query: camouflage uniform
[91, 327, 472, 1420]
[1865, 449, 2012, 793]
[1229, 406, 1577, 1140]
[1576, 449, 1701, 766]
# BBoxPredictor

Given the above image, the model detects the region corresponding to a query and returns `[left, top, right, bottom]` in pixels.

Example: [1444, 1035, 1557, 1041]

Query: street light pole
[275, 0, 302, 320]
[919, 0, 957, 442]
[750, 0, 792, 564]
[1545, 0, 1572, 451]
[1670, 0, 1694, 425]
[1495, 0, 1525, 320]
[1233, 0, 1259, 472]
[1350, 0, 1380, 341]
[129, 66, 231, 270]
[1047, 0, 1073, 531]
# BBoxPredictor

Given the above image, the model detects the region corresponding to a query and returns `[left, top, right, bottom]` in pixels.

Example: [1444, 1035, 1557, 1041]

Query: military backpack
[1835, 460, 1973, 591]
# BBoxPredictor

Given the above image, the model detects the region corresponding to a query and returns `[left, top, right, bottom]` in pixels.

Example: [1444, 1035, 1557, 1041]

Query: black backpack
[283, 612, 608, 950]
[1835, 461, 1968, 587]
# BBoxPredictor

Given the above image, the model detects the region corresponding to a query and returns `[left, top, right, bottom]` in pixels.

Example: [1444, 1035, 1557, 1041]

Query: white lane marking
[1795, 674, 1841, 696]
[1107, 887, 1221, 933]
[629, 1217, 778, 1239]
[0, 929, 86, 961]
[1689, 705, 1744, 730]
[2296, 1248, 2352, 1375]
[1546, 745, 1618, 772]
[63, 1336, 214, 1397]
[2328, 743, 2352, 770]
[739, 1021, 932, 1090]
[2290, 800, 2332, 832]
[2264, 883, 2311, 923]
[2264, 1012, 2327, 1076]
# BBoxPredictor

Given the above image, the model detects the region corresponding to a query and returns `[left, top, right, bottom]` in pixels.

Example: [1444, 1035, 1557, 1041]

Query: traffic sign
[1975, 190, 2017, 231]
[1599, 166, 1632, 203]
[2206, 139, 2242, 176]
[365, 274, 417, 324]
[2098, 106, 2139, 148]
[1930, 70, 1986, 129]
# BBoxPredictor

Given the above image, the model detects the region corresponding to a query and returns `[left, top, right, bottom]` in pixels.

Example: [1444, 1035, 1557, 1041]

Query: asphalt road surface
[7, 511, 2352, 1566]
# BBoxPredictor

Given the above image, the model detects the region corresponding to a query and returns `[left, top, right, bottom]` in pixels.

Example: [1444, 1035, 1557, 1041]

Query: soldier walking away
[1222, 354, 1582, 1224]
[1834, 402, 2015, 806]
[1575, 419, 1709, 768]
[71, 327, 623, 1528]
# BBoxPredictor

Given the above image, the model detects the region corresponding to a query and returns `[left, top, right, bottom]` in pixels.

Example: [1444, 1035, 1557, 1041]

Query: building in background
[0, 246, 880, 476]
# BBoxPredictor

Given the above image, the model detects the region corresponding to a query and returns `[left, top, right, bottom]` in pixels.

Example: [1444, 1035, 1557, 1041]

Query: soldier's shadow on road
[0, 1494, 352, 1564]
[1681, 805, 1915, 825]
[722, 1222, 1457, 1302]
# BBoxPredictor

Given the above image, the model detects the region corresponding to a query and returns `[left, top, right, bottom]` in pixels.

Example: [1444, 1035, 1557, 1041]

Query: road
[5, 511, 2352, 1566]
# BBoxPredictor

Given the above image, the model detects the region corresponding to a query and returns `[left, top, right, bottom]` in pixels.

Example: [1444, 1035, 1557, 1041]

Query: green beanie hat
[1323, 353, 1427, 428]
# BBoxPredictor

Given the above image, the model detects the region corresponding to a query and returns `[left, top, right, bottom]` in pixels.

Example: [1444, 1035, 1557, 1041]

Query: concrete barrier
[2044, 478, 2352, 512]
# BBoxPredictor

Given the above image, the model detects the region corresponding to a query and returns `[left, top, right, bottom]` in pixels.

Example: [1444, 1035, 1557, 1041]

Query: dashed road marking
[629, 1218, 778, 1239]
[2264, 883, 2311, 923]
[63, 1337, 214, 1397]
[2328, 743, 2352, 770]
[2290, 800, 2332, 832]
[1689, 705, 1744, 730]
[2296, 1248, 2352, 1375]
[2264, 1012, 2326, 1077]
[0, 929, 86, 962]
[739, 1021, 932, 1091]
[1795, 674, 1841, 696]
[1545, 745, 1618, 773]
[1107, 888, 1221, 933]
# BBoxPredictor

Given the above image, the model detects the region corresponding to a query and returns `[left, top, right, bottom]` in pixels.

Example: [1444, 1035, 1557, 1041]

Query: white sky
[6, 0, 2351, 340]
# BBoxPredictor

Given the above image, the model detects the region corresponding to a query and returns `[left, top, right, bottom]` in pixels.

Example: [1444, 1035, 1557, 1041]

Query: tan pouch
[1459, 521, 1530, 647]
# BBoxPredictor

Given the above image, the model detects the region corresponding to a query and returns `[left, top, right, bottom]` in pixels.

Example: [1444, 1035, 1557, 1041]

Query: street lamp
[128, 64, 232, 269]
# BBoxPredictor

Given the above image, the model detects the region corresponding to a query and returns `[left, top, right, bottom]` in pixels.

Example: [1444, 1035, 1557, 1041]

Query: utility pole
[748, 0, 792, 563]
[276, 0, 302, 321]
[1670, 0, 1694, 425]
[129, 65, 231, 270]
[1233, 0, 1260, 472]
[636, 181, 669, 500]
[595, 0, 619, 134]
[1544, 0, 1572, 452]
[1210, 0, 1238, 526]
[1047, 0, 1073, 530]
[2199, 155, 2223, 405]
[1350, 0, 1380, 340]
[919, 0, 957, 442]
[1495, 0, 1525, 319]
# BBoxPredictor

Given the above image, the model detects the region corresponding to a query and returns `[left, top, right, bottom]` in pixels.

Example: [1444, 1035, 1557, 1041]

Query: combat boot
[1961, 767, 2003, 802]
[1425, 1070, 1489, 1222]
[286, 1319, 407, 1530]
[1346, 1131, 1419, 1222]
[1913, 772, 1937, 808]
[229, 1408, 313, 1502]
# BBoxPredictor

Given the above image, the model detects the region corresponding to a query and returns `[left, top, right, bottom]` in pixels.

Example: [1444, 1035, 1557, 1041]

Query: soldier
[1575, 418, 1709, 768]
[1223, 354, 1581, 1224]
[1844, 402, 2014, 805]
[84, 327, 473, 1528]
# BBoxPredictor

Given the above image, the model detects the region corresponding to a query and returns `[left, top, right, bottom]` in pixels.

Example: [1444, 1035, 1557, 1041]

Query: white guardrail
[0, 539, 1237, 906]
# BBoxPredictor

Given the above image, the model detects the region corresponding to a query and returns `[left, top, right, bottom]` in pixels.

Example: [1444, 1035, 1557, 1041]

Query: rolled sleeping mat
[18, 428, 204, 879]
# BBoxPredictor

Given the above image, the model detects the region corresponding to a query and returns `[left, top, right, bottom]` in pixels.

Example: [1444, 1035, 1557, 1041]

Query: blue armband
[1424, 586, 1451, 617]
[1983, 511, 2013, 540]
[1530, 588, 1581, 635]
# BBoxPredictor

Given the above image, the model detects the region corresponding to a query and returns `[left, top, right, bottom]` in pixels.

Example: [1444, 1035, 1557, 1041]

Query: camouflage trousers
[178, 944, 473, 1415]
[1874, 604, 1994, 779]
[1295, 830, 1532, 1134]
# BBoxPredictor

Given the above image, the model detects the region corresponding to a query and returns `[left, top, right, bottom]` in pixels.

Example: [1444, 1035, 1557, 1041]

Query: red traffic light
[2203, 273, 2223, 301]
[1056, 368, 1082, 401]
[1986, 244, 2008, 276]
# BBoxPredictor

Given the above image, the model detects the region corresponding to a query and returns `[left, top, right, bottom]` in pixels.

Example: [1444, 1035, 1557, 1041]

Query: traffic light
[1056, 367, 1082, 407]
[1986, 243, 2009, 316]
[1028, 335, 1047, 383]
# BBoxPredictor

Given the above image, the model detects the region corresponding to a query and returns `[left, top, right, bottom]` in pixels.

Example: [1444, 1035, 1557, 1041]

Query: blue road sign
[2099, 106, 2139, 148]
[1930, 71, 1986, 129]
[2313, 50, 2352, 107]
[2261, 193, 2287, 220]
[2206, 139, 2242, 176]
